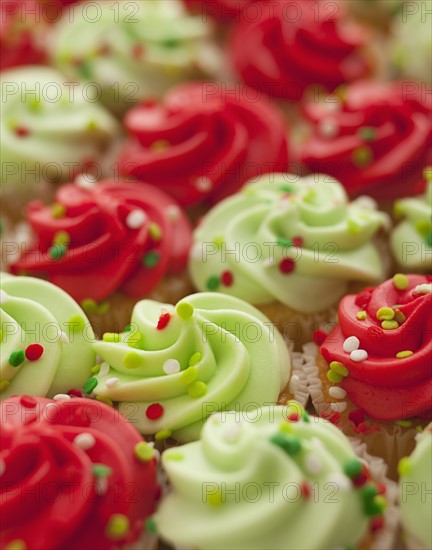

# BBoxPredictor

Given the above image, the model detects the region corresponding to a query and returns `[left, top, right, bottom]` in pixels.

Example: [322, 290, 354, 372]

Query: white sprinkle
[195, 176, 212, 192]
[289, 374, 300, 394]
[223, 425, 241, 443]
[414, 283, 432, 295]
[74, 433, 96, 450]
[327, 473, 351, 492]
[59, 331, 70, 344]
[330, 401, 347, 413]
[319, 118, 338, 138]
[0, 290, 9, 304]
[106, 377, 119, 388]
[163, 359, 181, 375]
[343, 336, 360, 353]
[126, 209, 147, 229]
[75, 173, 97, 189]
[304, 453, 323, 474]
[95, 476, 109, 496]
[45, 402, 58, 421]
[166, 204, 181, 221]
[353, 195, 377, 210]
[98, 362, 110, 377]
[53, 393, 71, 401]
[350, 349, 368, 362]
[0, 458, 5, 476]
[311, 437, 325, 449]
[329, 386, 347, 399]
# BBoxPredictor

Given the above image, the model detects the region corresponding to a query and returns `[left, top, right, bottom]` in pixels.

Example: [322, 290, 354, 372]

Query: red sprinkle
[146, 403, 164, 420]
[20, 395, 37, 408]
[25, 343, 44, 361]
[287, 412, 300, 422]
[371, 516, 384, 532]
[328, 412, 341, 425]
[348, 409, 365, 427]
[279, 258, 295, 274]
[15, 126, 30, 137]
[68, 388, 82, 398]
[376, 482, 387, 495]
[132, 44, 145, 59]
[292, 236, 304, 248]
[352, 465, 370, 487]
[221, 271, 234, 287]
[313, 329, 327, 346]
[157, 312, 171, 330]
[300, 481, 311, 499]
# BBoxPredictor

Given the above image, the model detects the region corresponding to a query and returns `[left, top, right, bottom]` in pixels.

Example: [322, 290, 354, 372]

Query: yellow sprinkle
[327, 370, 343, 384]
[90, 364, 101, 374]
[395, 420, 413, 428]
[396, 351, 413, 359]
[329, 361, 349, 377]
[134, 442, 155, 462]
[213, 236, 224, 248]
[5, 541, 27, 550]
[207, 490, 223, 506]
[150, 139, 170, 151]
[0, 380, 10, 393]
[179, 366, 198, 385]
[148, 222, 162, 241]
[81, 298, 98, 313]
[398, 457, 412, 476]
[164, 451, 184, 461]
[279, 420, 294, 434]
[356, 311, 367, 320]
[67, 315, 85, 332]
[376, 307, 394, 321]
[102, 332, 121, 342]
[176, 302, 194, 320]
[393, 273, 409, 290]
[381, 320, 399, 330]
[96, 395, 113, 407]
[51, 203, 65, 219]
[123, 352, 142, 369]
[187, 381, 207, 398]
[105, 514, 130, 540]
[188, 352, 202, 366]
[155, 429, 172, 441]
[374, 495, 387, 512]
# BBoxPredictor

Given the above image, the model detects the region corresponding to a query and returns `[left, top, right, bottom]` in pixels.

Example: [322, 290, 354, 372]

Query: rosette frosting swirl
[0, 274, 95, 399]
[230, 0, 374, 102]
[0, 396, 158, 550]
[156, 404, 387, 549]
[300, 81, 432, 201]
[90, 293, 291, 442]
[10, 180, 192, 302]
[119, 82, 289, 207]
[320, 274, 432, 421]
[189, 173, 388, 313]
[0, 67, 118, 187]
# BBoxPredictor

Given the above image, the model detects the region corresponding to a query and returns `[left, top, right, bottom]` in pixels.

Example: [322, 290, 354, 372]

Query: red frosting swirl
[300, 81, 432, 201]
[183, 0, 272, 22]
[0, 396, 158, 550]
[10, 180, 192, 302]
[230, 0, 373, 102]
[320, 275, 432, 421]
[119, 82, 289, 207]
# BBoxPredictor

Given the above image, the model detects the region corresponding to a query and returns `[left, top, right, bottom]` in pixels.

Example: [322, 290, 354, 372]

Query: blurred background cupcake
[347, 0, 404, 32]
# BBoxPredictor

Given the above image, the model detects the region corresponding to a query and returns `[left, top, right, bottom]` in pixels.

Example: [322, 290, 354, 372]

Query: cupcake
[183, 0, 273, 24]
[391, 171, 432, 273]
[305, 273, 432, 478]
[230, 0, 377, 103]
[9, 180, 193, 336]
[398, 424, 432, 550]
[189, 173, 390, 348]
[0, 395, 159, 550]
[0, 273, 95, 400]
[390, 1, 432, 83]
[299, 81, 432, 204]
[118, 81, 289, 209]
[87, 292, 307, 444]
[50, 0, 222, 114]
[347, 0, 403, 31]
[156, 404, 397, 550]
[0, 66, 118, 218]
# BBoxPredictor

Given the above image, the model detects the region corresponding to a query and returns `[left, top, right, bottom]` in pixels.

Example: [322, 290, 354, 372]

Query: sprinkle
[276, 237, 293, 248]
[396, 350, 413, 359]
[349, 409, 365, 426]
[142, 250, 160, 268]
[352, 146, 372, 167]
[414, 283, 432, 294]
[358, 127, 376, 141]
[145, 517, 157, 535]
[51, 202, 65, 218]
[9, 350, 25, 367]
[376, 307, 395, 321]
[102, 332, 121, 342]
[179, 366, 198, 385]
[393, 309, 406, 324]
[123, 352, 142, 369]
[81, 298, 98, 313]
[92, 463, 112, 477]
[344, 458, 363, 478]
[134, 441, 155, 462]
[319, 118, 338, 137]
[67, 315, 85, 332]
[155, 429, 172, 441]
[53, 394, 71, 401]
[106, 377, 119, 388]
[4, 541, 27, 550]
[381, 320, 399, 330]
[398, 457, 412, 476]
[329, 361, 349, 376]
[206, 275, 220, 290]
[148, 223, 162, 241]
[329, 386, 347, 399]
[75, 173, 96, 189]
[327, 370, 343, 383]
[350, 349, 368, 362]
[195, 176, 212, 192]
[74, 433, 96, 450]
[91, 365, 100, 374]
[304, 453, 323, 474]
[213, 236, 224, 248]
[395, 420, 413, 428]
[48, 243, 67, 260]
[20, 396, 37, 408]
[164, 451, 184, 461]
[146, 403, 163, 420]
[331, 402, 347, 413]
[166, 205, 180, 220]
[279, 258, 295, 274]
[176, 302, 194, 320]
[163, 359, 181, 375]
[188, 352, 202, 366]
[24, 344, 44, 362]
[105, 514, 130, 540]
[356, 311, 367, 320]
[207, 490, 223, 506]
[0, 290, 9, 304]
[84, 377, 98, 394]
[187, 381, 207, 398]
[126, 209, 147, 229]
[270, 433, 302, 455]
[327, 473, 351, 492]
[0, 380, 10, 393]
[132, 43, 145, 59]
[221, 270, 234, 287]
[300, 481, 312, 499]
[393, 273, 409, 290]
[99, 362, 110, 377]
[68, 388, 82, 398]
[343, 336, 360, 353]
[157, 312, 171, 330]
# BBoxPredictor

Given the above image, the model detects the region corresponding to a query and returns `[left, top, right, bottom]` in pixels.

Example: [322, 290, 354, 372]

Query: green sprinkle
[81, 298, 98, 313]
[270, 433, 302, 455]
[276, 237, 293, 248]
[92, 463, 113, 477]
[415, 220, 431, 238]
[123, 352, 142, 369]
[393, 273, 409, 290]
[102, 332, 121, 342]
[90, 364, 101, 374]
[360, 483, 378, 501]
[48, 244, 67, 260]
[123, 324, 132, 332]
[53, 231, 70, 246]
[145, 517, 157, 535]
[67, 315, 85, 332]
[398, 457, 412, 476]
[207, 490, 223, 506]
[381, 320, 399, 330]
[134, 442, 155, 462]
[179, 366, 198, 385]
[329, 361, 349, 377]
[164, 451, 184, 461]
[279, 421, 294, 434]
[376, 307, 395, 321]
[358, 127, 376, 141]
[29, 98, 42, 112]
[357, 311, 367, 320]
[84, 377, 98, 394]
[343, 458, 363, 478]
[213, 236, 224, 248]
[302, 410, 310, 423]
[105, 513, 130, 540]
[9, 350, 25, 367]
[176, 302, 194, 320]
[396, 350, 413, 359]
[155, 429, 172, 441]
[352, 146, 373, 167]
[148, 223, 162, 241]
[395, 420, 413, 428]
[51, 203, 65, 218]
[188, 352, 202, 366]
[327, 370, 343, 384]
[206, 275, 220, 290]
[77, 59, 92, 79]
[142, 250, 160, 268]
[187, 381, 207, 398]
[280, 185, 294, 193]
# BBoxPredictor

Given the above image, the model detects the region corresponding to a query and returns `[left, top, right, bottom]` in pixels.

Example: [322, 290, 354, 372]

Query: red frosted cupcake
[230, 0, 376, 103]
[183, 0, 272, 23]
[299, 81, 432, 203]
[10, 179, 193, 335]
[0, 395, 159, 550]
[119, 81, 289, 209]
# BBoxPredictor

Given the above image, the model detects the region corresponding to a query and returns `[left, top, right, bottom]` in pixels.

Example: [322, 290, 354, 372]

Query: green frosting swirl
[189, 174, 388, 313]
[156, 405, 380, 549]
[92, 293, 290, 442]
[0, 274, 95, 399]
[50, 0, 221, 112]
[391, 180, 432, 271]
[399, 426, 432, 550]
[0, 66, 118, 187]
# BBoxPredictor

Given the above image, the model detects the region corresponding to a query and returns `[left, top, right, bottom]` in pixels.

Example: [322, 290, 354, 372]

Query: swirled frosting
[320, 274, 432, 421]
[10, 180, 192, 302]
[156, 404, 387, 549]
[0, 395, 158, 550]
[90, 293, 290, 442]
[0, 274, 95, 399]
[300, 81, 432, 201]
[399, 425, 432, 550]
[119, 81, 289, 207]
[50, 0, 221, 113]
[189, 173, 388, 313]
[0, 66, 118, 187]
[391, 175, 432, 271]
[230, 0, 374, 102]
[183, 0, 272, 22]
